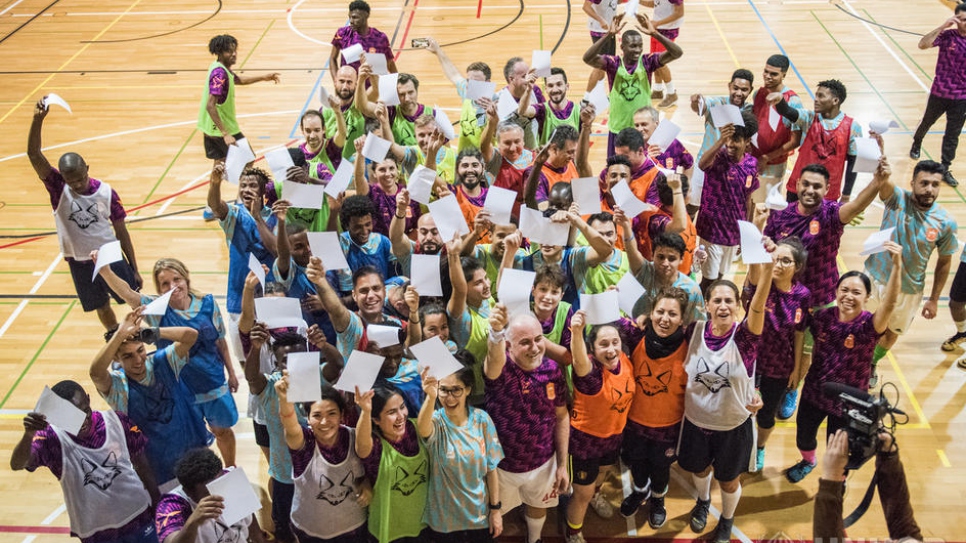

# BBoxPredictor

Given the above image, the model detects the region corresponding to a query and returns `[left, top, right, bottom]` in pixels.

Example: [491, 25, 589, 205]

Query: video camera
[822, 382, 905, 470]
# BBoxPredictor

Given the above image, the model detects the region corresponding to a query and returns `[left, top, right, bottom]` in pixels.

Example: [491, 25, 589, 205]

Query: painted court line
[0, 253, 61, 340]
[838, 0, 930, 93]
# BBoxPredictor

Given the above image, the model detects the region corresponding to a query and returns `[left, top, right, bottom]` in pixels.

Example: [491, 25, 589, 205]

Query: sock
[720, 484, 742, 519]
[872, 344, 888, 365]
[652, 485, 668, 498]
[525, 514, 546, 543]
[653, 82, 665, 92]
[692, 472, 713, 501]
[633, 479, 650, 494]
[566, 521, 582, 537]
[956, 320, 966, 333]
[801, 449, 817, 465]
[665, 80, 676, 95]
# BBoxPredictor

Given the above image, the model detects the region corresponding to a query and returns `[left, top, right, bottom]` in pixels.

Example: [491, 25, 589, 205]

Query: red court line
[0, 236, 45, 250]
[476, 0, 483, 18]
[0, 526, 70, 534]
[394, 0, 420, 60]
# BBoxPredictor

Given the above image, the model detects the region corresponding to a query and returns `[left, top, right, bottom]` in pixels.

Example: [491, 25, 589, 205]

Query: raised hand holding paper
[611, 180, 653, 218]
[378, 73, 400, 107]
[306, 232, 350, 270]
[496, 88, 518, 120]
[143, 289, 175, 316]
[498, 268, 537, 316]
[225, 139, 256, 184]
[466, 80, 496, 101]
[411, 254, 443, 296]
[765, 183, 788, 211]
[368, 324, 401, 347]
[709, 104, 744, 128]
[44, 93, 72, 114]
[859, 227, 896, 256]
[648, 120, 681, 152]
[367, 53, 389, 75]
[206, 467, 262, 527]
[334, 350, 385, 393]
[341, 43, 364, 63]
[407, 165, 436, 205]
[35, 386, 86, 435]
[410, 337, 464, 380]
[285, 352, 322, 403]
[92, 240, 123, 281]
[254, 297, 304, 328]
[519, 207, 569, 246]
[737, 220, 771, 264]
[427, 195, 469, 242]
[324, 161, 354, 198]
[362, 132, 392, 162]
[571, 177, 602, 213]
[583, 80, 609, 116]
[531, 50, 552, 78]
[616, 272, 646, 316]
[434, 107, 457, 141]
[248, 253, 266, 290]
[284, 182, 325, 210]
[854, 137, 882, 174]
[264, 147, 295, 184]
[483, 186, 517, 225]
[579, 291, 621, 325]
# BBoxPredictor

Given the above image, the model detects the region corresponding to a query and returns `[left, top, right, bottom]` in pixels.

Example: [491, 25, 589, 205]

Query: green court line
[240, 20, 276, 69]
[138, 127, 198, 210]
[861, 8, 934, 83]
[0, 301, 77, 409]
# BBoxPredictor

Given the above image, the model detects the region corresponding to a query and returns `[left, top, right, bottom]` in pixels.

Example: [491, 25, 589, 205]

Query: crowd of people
[12, 1, 966, 542]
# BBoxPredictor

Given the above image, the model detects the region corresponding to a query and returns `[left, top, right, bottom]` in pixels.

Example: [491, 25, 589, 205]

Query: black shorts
[426, 528, 493, 543]
[590, 33, 617, 56]
[570, 449, 620, 486]
[621, 427, 678, 468]
[69, 258, 139, 312]
[204, 132, 244, 160]
[950, 261, 966, 304]
[677, 417, 754, 482]
[756, 375, 789, 430]
[271, 478, 295, 543]
[253, 421, 270, 448]
[291, 524, 372, 543]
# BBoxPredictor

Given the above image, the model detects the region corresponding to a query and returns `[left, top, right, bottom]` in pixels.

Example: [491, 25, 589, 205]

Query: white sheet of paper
[483, 186, 517, 225]
[854, 137, 881, 174]
[579, 291, 621, 325]
[750, 133, 759, 149]
[44, 93, 72, 114]
[225, 138, 256, 184]
[285, 352, 322, 402]
[378, 73, 400, 107]
[407, 165, 436, 205]
[531, 50, 552, 78]
[264, 147, 295, 185]
[362, 132, 392, 162]
[583, 80, 609, 116]
[143, 289, 174, 316]
[519, 207, 570, 246]
[571, 177, 602, 214]
[498, 268, 537, 316]
[248, 253, 266, 290]
[624, 0, 638, 18]
[207, 467, 262, 527]
[368, 324, 402, 348]
[738, 221, 772, 264]
[367, 53, 389, 75]
[496, 88, 518, 120]
[689, 168, 705, 203]
[319, 85, 330, 106]
[254, 297, 303, 328]
[768, 107, 781, 130]
[341, 43, 364, 63]
[410, 337, 464, 380]
[35, 386, 86, 435]
[869, 119, 899, 135]
[709, 104, 745, 128]
[427, 195, 469, 242]
[306, 231, 350, 270]
[466, 80, 496, 101]
[324, 160, 353, 198]
[765, 182, 788, 211]
[92, 240, 122, 280]
[411, 254, 443, 296]
[434, 106, 457, 141]
[859, 227, 896, 256]
[648, 120, 680, 152]
[284, 181, 325, 209]
[334, 350, 385, 393]
[616, 272, 646, 317]
[611, 180, 652, 218]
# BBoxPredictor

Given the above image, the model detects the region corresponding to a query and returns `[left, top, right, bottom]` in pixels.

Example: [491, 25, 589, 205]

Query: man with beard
[452, 149, 491, 241]
[863, 160, 957, 387]
[481, 103, 534, 221]
[299, 108, 345, 180]
[329, 0, 396, 78]
[583, 13, 683, 156]
[750, 55, 802, 202]
[608, 127, 662, 204]
[770, 79, 863, 203]
[357, 64, 432, 146]
[322, 66, 366, 159]
[524, 125, 582, 210]
[690, 69, 754, 164]
[390, 188, 445, 276]
[423, 37, 495, 153]
[518, 67, 582, 147]
[633, 106, 694, 180]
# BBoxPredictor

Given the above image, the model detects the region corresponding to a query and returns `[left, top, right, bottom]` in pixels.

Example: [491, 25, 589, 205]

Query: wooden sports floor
[1, 0, 965, 540]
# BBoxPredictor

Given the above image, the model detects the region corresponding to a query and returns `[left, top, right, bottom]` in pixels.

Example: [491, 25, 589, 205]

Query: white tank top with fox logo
[170, 481, 252, 543]
[291, 428, 367, 539]
[683, 321, 756, 431]
[53, 181, 116, 260]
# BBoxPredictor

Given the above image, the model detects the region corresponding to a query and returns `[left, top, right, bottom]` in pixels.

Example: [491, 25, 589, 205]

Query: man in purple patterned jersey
[329, 0, 396, 81]
[485, 304, 569, 543]
[910, 4, 966, 187]
[633, 106, 695, 178]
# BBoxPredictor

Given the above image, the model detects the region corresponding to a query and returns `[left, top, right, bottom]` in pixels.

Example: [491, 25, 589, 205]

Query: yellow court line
[937, 449, 951, 467]
[704, 4, 740, 68]
[0, 0, 145, 125]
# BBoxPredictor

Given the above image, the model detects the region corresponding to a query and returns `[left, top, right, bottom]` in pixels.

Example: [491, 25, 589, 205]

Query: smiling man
[690, 69, 754, 165]
[329, 0, 396, 79]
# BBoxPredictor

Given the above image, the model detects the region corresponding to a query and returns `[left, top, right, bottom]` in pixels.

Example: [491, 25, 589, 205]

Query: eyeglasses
[439, 386, 465, 397]
[774, 257, 795, 267]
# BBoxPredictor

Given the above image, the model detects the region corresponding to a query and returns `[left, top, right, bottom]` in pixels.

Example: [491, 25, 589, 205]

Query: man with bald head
[27, 98, 141, 331]
[389, 188, 444, 276]
[485, 305, 569, 543]
[323, 65, 367, 159]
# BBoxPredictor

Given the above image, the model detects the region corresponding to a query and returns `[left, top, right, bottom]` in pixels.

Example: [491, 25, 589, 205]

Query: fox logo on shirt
[81, 451, 122, 491]
[68, 200, 100, 229]
[693, 358, 731, 393]
[213, 522, 242, 543]
[610, 381, 634, 413]
[391, 460, 428, 496]
[635, 358, 672, 396]
[317, 471, 355, 505]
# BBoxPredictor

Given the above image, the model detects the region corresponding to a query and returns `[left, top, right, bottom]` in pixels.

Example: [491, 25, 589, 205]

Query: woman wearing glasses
[417, 361, 504, 543]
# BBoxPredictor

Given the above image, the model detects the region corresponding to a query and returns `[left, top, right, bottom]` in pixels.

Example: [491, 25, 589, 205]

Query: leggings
[795, 399, 847, 452]
[621, 428, 677, 493]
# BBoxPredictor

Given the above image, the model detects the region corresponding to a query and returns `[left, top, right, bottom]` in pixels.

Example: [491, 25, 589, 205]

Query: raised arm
[479, 99, 499, 163]
[445, 237, 468, 319]
[613, 207, 645, 273]
[919, 17, 957, 49]
[272, 200, 293, 279]
[236, 72, 280, 86]
[583, 15, 624, 69]
[569, 311, 591, 377]
[872, 242, 903, 334]
[27, 99, 53, 180]
[416, 367, 438, 439]
[425, 38, 464, 86]
[352, 137, 372, 197]
[390, 189, 414, 260]
[517, 77, 537, 119]
[841, 152, 889, 224]
[495, 232, 523, 293]
[90, 310, 143, 395]
[244, 322, 271, 395]
[355, 61, 379, 118]
[306, 256, 353, 332]
[638, 14, 683, 65]
[354, 388, 375, 459]
[239, 271, 261, 334]
[576, 104, 595, 178]
[94, 250, 142, 308]
[524, 143, 551, 210]
[698, 124, 732, 172]
[275, 373, 307, 450]
[207, 163, 231, 220]
[745, 256, 776, 335]
[404, 285, 422, 345]
[666, 171, 688, 233]
[484, 304, 509, 380]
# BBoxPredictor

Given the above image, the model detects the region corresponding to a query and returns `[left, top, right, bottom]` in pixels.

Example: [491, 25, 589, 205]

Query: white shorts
[700, 242, 738, 281]
[226, 312, 245, 363]
[498, 456, 560, 512]
[864, 274, 921, 335]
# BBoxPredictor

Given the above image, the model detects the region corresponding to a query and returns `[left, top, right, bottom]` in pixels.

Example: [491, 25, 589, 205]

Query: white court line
[669, 468, 754, 543]
[287, 0, 331, 46]
[0, 253, 62, 340]
[839, 0, 930, 94]
[618, 462, 638, 536]
[0, 0, 26, 17]
[20, 504, 67, 543]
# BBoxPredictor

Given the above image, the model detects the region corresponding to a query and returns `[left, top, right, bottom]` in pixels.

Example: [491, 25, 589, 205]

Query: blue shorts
[197, 392, 239, 429]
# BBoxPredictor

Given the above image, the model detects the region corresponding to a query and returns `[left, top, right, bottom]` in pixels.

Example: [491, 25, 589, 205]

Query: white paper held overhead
[518, 207, 570, 246]
[324, 161, 354, 198]
[648, 120, 681, 152]
[859, 227, 896, 256]
[579, 291, 621, 325]
[765, 182, 788, 211]
[531, 50, 552, 78]
[483, 186, 517, 225]
[361, 132, 392, 162]
[411, 254, 443, 296]
[285, 352, 323, 403]
[407, 165, 436, 205]
[571, 177, 602, 214]
[616, 272, 646, 316]
[466, 80, 496, 101]
[44, 93, 72, 114]
[498, 268, 537, 316]
[737, 221, 772, 264]
[306, 231, 350, 270]
[410, 337, 465, 380]
[341, 43, 364, 63]
[378, 73, 400, 107]
[284, 182, 326, 210]
[434, 107, 457, 141]
[334, 350, 386, 393]
[143, 289, 175, 316]
[248, 253, 266, 290]
[92, 240, 123, 281]
[709, 104, 745, 128]
[854, 137, 881, 174]
[254, 297, 304, 328]
[225, 139, 256, 184]
[427, 195, 470, 242]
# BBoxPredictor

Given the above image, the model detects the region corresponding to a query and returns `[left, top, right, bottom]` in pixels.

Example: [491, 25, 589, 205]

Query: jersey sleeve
[155, 494, 192, 543]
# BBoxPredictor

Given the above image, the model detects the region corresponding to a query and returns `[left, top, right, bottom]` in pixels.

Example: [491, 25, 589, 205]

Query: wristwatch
[488, 501, 502, 511]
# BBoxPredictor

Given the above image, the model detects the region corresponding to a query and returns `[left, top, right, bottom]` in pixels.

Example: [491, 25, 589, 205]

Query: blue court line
[288, 59, 331, 139]
[745, 0, 815, 100]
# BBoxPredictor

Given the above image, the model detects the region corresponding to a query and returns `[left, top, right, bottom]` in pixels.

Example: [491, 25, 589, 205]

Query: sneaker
[651, 89, 664, 100]
[620, 489, 649, 518]
[658, 93, 678, 108]
[778, 389, 798, 420]
[869, 367, 879, 390]
[909, 143, 921, 160]
[647, 495, 667, 529]
[755, 447, 766, 472]
[944, 169, 959, 188]
[942, 331, 966, 351]
[689, 498, 711, 532]
[202, 205, 216, 222]
[711, 516, 735, 543]
[784, 459, 816, 483]
[956, 352, 966, 370]
[589, 490, 614, 519]
[565, 533, 586, 543]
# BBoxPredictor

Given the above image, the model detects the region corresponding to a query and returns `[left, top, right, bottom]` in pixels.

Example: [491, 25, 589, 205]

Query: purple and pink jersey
[485, 356, 567, 473]
[291, 426, 351, 477]
[930, 30, 966, 100]
[299, 142, 340, 180]
[655, 139, 694, 172]
[368, 183, 421, 236]
[695, 148, 758, 246]
[570, 362, 624, 459]
[208, 67, 239, 105]
[801, 307, 881, 414]
[743, 282, 811, 379]
[331, 26, 393, 72]
[764, 200, 844, 307]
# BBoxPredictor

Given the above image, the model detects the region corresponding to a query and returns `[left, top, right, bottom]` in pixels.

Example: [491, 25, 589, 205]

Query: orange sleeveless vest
[571, 354, 635, 439]
[628, 340, 688, 428]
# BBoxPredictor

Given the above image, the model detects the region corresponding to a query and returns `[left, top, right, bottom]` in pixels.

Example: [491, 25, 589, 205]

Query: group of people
[13, 1, 966, 543]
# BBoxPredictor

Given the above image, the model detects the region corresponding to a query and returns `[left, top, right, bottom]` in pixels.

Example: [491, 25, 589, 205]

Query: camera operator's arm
[813, 430, 848, 542]
[875, 432, 924, 542]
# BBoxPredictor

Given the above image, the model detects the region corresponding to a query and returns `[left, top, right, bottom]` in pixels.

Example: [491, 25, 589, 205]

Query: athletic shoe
[944, 170, 959, 188]
[942, 331, 966, 351]
[202, 205, 216, 222]
[658, 93, 678, 108]
[755, 447, 766, 472]
[778, 389, 798, 420]
[651, 89, 664, 100]
[647, 495, 667, 529]
[590, 490, 614, 519]
[869, 367, 879, 390]
[689, 498, 711, 532]
[565, 533, 586, 543]
[620, 489, 650, 518]
[909, 143, 921, 160]
[956, 352, 966, 370]
[784, 459, 816, 483]
[711, 516, 735, 543]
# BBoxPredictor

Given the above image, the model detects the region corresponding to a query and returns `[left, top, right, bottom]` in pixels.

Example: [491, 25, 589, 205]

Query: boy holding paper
[689, 69, 754, 165]
[864, 160, 957, 386]
[329, 0, 395, 78]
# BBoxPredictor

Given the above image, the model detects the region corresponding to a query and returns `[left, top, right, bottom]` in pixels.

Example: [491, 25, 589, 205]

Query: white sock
[956, 320, 966, 333]
[721, 484, 742, 519]
[652, 485, 668, 498]
[692, 472, 713, 501]
[665, 81, 676, 95]
[633, 479, 650, 494]
[525, 514, 546, 543]
[653, 82, 665, 92]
